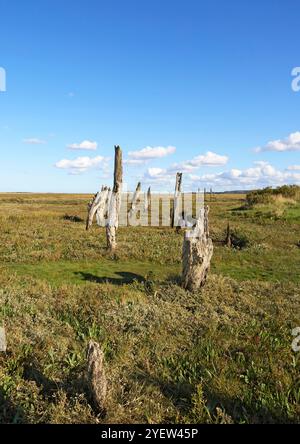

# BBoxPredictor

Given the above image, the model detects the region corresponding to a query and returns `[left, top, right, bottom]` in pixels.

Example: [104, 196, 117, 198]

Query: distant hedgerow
[246, 185, 300, 207]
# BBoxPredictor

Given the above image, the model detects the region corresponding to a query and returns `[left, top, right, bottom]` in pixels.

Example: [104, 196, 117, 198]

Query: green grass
[284, 205, 300, 222]
[1, 259, 180, 286]
[3, 245, 300, 286]
[0, 192, 299, 424]
[212, 247, 300, 282]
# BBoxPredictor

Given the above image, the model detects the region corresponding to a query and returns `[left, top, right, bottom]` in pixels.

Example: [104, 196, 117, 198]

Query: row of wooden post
[86, 145, 213, 290]
[204, 187, 214, 201]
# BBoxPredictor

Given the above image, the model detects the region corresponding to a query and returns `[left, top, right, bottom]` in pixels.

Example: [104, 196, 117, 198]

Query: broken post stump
[86, 340, 107, 414]
[106, 145, 123, 251]
[182, 206, 213, 292]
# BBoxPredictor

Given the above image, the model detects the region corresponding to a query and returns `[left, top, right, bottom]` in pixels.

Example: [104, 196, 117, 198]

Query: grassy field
[0, 192, 299, 424]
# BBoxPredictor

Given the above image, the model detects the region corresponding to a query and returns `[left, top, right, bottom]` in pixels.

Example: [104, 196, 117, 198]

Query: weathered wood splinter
[86, 187, 110, 230]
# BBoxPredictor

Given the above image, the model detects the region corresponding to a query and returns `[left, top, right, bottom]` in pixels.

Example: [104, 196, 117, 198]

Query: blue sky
[0, 0, 300, 192]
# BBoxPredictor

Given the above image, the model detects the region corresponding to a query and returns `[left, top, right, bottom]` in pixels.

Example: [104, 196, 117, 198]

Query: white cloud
[128, 145, 176, 160]
[188, 161, 300, 189]
[67, 140, 98, 151]
[126, 147, 227, 174]
[55, 155, 104, 173]
[23, 138, 46, 145]
[141, 151, 229, 187]
[255, 131, 300, 152]
[147, 167, 167, 177]
[186, 151, 229, 167]
[169, 151, 228, 173]
[99, 157, 111, 179]
[124, 159, 146, 166]
[140, 158, 300, 191]
[143, 167, 173, 185]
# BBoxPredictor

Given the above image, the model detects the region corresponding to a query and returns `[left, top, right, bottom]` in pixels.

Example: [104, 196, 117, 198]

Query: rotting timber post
[182, 206, 213, 292]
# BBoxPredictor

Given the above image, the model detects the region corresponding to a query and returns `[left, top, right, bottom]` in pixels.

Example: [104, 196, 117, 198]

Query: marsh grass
[0, 192, 299, 424]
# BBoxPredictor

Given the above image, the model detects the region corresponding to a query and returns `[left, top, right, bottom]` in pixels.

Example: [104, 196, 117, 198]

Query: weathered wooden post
[172, 172, 183, 229]
[144, 186, 151, 213]
[86, 340, 107, 414]
[106, 145, 123, 251]
[95, 187, 110, 227]
[86, 192, 100, 230]
[182, 206, 213, 291]
[128, 182, 141, 221]
[86, 187, 110, 230]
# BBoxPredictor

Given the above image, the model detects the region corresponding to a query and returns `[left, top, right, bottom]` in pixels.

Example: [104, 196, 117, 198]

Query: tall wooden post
[106, 146, 123, 251]
[182, 206, 213, 292]
[172, 172, 183, 228]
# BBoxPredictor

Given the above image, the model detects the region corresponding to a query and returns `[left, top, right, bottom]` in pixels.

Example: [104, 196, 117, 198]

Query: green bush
[246, 185, 300, 207]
